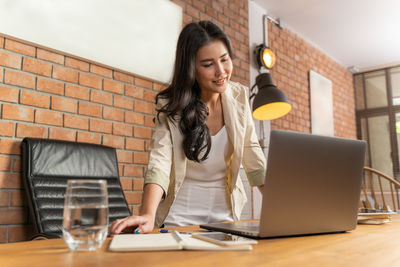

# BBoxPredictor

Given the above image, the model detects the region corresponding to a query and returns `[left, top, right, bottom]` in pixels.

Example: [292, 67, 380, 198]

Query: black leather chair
[21, 138, 131, 238]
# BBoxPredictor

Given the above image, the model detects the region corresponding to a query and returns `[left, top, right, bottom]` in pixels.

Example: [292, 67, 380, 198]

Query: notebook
[201, 130, 366, 238]
[109, 231, 252, 251]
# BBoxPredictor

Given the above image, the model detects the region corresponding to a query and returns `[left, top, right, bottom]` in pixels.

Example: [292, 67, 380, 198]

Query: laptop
[200, 130, 366, 238]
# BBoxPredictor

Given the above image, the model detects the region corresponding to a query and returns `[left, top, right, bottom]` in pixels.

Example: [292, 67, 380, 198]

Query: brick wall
[0, 0, 251, 243]
[267, 23, 356, 138]
[0, 0, 356, 243]
[0, 36, 163, 242]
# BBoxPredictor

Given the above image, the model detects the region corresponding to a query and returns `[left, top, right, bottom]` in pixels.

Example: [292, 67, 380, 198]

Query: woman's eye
[203, 63, 213, 68]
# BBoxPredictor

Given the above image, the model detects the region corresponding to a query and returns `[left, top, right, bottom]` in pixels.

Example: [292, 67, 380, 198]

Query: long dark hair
[156, 20, 233, 162]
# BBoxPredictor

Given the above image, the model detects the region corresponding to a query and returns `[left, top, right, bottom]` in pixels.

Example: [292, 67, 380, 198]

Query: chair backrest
[21, 138, 131, 238]
[361, 167, 400, 212]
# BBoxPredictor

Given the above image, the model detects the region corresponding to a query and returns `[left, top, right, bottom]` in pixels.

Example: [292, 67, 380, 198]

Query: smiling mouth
[214, 78, 226, 85]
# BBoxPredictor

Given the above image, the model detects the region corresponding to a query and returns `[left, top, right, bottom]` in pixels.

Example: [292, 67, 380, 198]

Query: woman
[111, 21, 266, 234]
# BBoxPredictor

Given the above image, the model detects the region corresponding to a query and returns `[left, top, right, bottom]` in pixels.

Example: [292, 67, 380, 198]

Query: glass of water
[62, 179, 108, 251]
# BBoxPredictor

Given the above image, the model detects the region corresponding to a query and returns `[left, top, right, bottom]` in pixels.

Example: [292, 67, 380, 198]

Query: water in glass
[62, 180, 108, 251]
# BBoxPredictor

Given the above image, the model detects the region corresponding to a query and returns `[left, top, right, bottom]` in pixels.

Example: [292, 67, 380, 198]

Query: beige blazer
[144, 81, 266, 227]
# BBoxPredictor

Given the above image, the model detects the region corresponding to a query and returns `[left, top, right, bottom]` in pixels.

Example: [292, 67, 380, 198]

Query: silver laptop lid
[259, 130, 366, 237]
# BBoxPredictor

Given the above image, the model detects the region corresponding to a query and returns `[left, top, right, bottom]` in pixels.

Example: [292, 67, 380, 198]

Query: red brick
[49, 127, 76, 141]
[65, 57, 89, 71]
[134, 126, 152, 138]
[103, 106, 124, 122]
[0, 36, 4, 48]
[16, 123, 46, 138]
[37, 77, 64, 95]
[12, 158, 20, 172]
[143, 90, 156, 102]
[123, 165, 143, 177]
[0, 121, 15, 137]
[120, 177, 133, 190]
[192, 0, 206, 12]
[186, 4, 200, 19]
[113, 122, 133, 136]
[126, 138, 144, 151]
[0, 173, 21, 189]
[0, 50, 21, 69]
[90, 65, 113, 78]
[134, 152, 149, 164]
[114, 95, 133, 110]
[0, 139, 20, 155]
[0, 85, 19, 103]
[116, 150, 133, 163]
[0, 208, 27, 224]
[205, 6, 218, 19]
[5, 39, 35, 57]
[135, 77, 153, 89]
[20, 90, 50, 108]
[8, 225, 34, 243]
[133, 178, 144, 190]
[0, 227, 6, 243]
[114, 71, 134, 84]
[22, 57, 52, 76]
[144, 116, 155, 128]
[118, 164, 123, 176]
[64, 114, 89, 130]
[125, 111, 144, 125]
[52, 65, 79, 83]
[153, 82, 165, 92]
[125, 85, 143, 99]
[65, 84, 90, 100]
[11, 191, 25, 207]
[4, 69, 35, 89]
[0, 67, 3, 82]
[79, 72, 102, 89]
[89, 119, 112, 134]
[35, 109, 63, 126]
[90, 89, 113, 105]
[102, 135, 124, 149]
[37, 48, 64, 64]
[183, 13, 194, 24]
[2, 104, 34, 122]
[0, 191, 9, 207]
[77, 132, 101, 144]
[124, 191, 142, 205]
[0, 155, 12, 171]
[134, 100, 153, 114]
[51, 96, 77, 113]
[104, 79, 123, 94]
[78, 102, 101, 118]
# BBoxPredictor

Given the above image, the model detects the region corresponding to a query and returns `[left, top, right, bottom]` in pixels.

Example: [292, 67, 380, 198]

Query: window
[355, 66, 400, 180]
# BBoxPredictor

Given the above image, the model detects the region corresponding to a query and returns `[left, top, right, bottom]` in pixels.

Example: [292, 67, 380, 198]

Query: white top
[163, 126, 234, 227]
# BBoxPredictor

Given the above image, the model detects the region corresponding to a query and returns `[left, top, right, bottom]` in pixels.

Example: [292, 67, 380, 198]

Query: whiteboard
[0, 0, 182, 83]
[310, 70, 334, 136]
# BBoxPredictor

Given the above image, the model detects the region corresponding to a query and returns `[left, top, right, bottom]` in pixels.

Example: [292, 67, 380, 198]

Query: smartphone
[192, 232, 258, 246]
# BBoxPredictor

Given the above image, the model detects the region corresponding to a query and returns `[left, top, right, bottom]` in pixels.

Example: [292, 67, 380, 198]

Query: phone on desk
[192, 232, 258, 246]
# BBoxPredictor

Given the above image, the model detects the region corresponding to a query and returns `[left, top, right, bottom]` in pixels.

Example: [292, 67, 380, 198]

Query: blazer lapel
[221, 83, 245, 191]
[167, 117, 186, 193]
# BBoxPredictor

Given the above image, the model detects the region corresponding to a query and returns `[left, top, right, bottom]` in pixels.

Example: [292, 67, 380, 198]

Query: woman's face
[195, 40, 233, 97]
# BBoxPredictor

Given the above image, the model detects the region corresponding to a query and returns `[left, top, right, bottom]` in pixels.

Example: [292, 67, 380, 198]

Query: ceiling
[253, 0, 400, 72]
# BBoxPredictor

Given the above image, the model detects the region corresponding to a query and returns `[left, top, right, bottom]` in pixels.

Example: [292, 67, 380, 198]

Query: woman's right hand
[110, 213, 155, 235]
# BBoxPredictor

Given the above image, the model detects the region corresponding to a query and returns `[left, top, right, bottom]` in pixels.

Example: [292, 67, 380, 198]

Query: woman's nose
[215, 62, 225, 76]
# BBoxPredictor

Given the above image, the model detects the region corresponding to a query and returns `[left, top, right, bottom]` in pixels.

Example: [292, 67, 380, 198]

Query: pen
[172, 230, 184, 245]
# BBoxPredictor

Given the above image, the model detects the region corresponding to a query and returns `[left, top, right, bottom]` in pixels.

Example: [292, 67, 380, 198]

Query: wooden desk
[2, 216, 400, 267]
